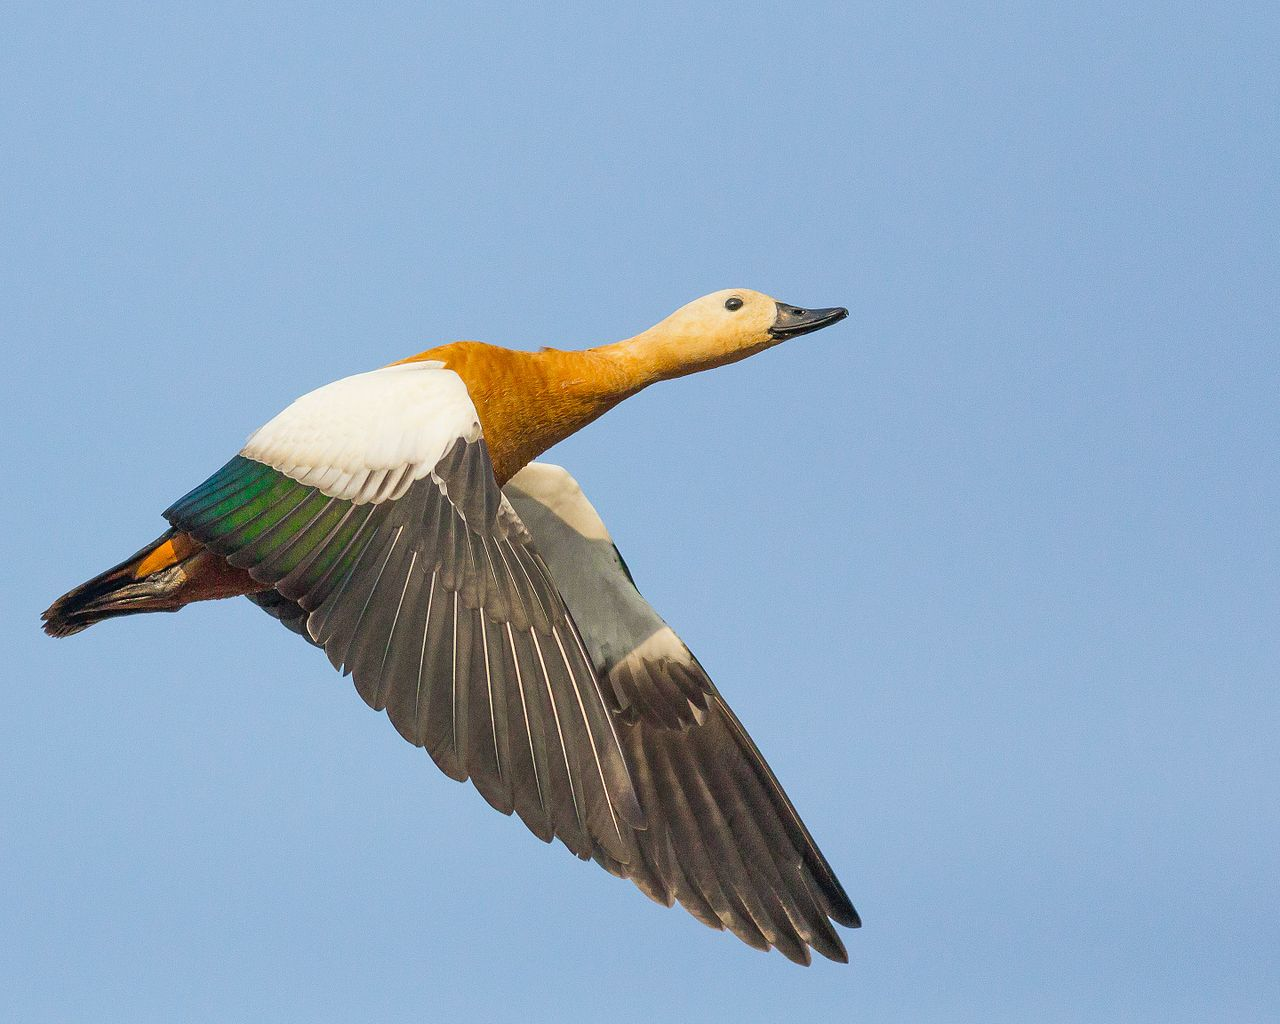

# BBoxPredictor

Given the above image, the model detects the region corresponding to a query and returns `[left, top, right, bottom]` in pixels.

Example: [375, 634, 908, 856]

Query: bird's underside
[42, 294, 859, 964]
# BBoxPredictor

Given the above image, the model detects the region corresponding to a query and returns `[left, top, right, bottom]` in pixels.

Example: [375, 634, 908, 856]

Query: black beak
[768, 302, 849, 340]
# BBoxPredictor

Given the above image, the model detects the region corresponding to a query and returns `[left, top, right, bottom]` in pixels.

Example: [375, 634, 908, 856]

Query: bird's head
[629, 289, 848, 380]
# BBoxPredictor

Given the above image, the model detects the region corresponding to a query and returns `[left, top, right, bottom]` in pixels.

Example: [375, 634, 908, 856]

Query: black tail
[42, 529, 188, 637]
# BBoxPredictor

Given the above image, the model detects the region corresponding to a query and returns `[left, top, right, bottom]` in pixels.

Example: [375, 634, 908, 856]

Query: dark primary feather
[591, 661, 858, 965]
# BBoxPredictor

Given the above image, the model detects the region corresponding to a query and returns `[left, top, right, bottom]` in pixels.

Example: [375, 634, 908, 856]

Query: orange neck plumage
[393, 342, 655, 484]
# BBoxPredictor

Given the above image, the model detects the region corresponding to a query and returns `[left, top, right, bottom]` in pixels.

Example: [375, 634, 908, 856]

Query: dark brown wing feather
[504, 463, 858, 965]
[170, 441, 641, 862]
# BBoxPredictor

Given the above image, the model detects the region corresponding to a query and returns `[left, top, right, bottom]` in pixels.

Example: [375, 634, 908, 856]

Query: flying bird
[43, 289, 858, 964]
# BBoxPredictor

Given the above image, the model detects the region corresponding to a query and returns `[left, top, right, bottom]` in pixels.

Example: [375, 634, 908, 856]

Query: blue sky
[3, 2, 1277, 1021]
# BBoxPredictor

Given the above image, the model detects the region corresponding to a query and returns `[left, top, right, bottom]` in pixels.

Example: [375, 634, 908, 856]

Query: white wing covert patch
[242, 361, 482, 504]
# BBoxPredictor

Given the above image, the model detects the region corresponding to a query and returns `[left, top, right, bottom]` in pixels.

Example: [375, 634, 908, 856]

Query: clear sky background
[2, 2, 1276, 1021]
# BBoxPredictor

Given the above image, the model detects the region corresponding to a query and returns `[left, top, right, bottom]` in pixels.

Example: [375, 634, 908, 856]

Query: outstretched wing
[504, 463, 860, 965]
[165, 362, 642, 861]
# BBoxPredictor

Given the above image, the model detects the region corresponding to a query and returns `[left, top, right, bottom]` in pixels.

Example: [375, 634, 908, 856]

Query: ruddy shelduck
[44, 289, 857, 964]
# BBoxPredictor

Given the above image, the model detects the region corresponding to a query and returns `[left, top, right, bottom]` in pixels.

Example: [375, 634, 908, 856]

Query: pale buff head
[626, 289, 848, 380]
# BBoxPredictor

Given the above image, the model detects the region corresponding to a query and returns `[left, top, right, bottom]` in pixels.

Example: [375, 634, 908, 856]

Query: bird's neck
[397, 337, 678, 483]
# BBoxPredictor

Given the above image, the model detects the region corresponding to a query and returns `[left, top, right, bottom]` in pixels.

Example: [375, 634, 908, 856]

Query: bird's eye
[724, 296, 744, 311]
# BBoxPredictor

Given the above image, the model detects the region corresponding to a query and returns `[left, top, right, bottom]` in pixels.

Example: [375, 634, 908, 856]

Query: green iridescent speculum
[169, 457, 309, 547]
[164, 456, 380, 596]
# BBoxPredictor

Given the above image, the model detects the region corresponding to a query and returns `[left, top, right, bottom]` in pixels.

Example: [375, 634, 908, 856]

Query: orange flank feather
[131, 531, 200, 577]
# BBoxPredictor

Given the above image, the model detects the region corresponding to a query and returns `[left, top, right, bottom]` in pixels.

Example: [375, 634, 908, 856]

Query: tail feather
[42, 529, 190, 637]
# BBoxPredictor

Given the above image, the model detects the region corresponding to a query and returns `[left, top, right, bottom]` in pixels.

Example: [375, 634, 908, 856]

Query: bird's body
[44, 289, 858, 963]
